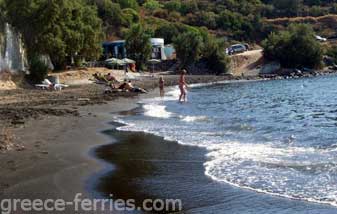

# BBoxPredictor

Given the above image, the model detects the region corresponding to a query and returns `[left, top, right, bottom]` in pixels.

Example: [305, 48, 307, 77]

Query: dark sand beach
[0, 75, 232, 213]
[93, 121, 337, 214]
[2, 74, 337, 213]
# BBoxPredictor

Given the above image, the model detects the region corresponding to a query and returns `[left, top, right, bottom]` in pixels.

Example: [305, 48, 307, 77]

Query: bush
[173, 30, 203, 67]
[164, 0, 181, 12]
[122, 8, 140, 26]
[202, 35, 230, 74]
[262, 24, 323, 69]
[117, 0, 139, 10]
[154, 23, 178, 44]
[143, 0, 162, 12]
[125, 24, 152, 71]
[27, 56, 49, 84]
[326, 46, 337, 64]
[153, 8, 168, 19]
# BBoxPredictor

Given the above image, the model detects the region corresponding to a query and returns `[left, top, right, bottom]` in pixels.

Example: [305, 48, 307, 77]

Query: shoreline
[93, 116, 337, 214]
[1, 74, 337, 213]
[0, 75, 231, 211]
[92, 79, 337, 214]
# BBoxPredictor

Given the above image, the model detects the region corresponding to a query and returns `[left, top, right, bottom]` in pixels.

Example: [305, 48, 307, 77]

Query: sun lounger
[35, 84, 51, 90]
[35, 79, 68, 91]
[53, 84, 69, 91]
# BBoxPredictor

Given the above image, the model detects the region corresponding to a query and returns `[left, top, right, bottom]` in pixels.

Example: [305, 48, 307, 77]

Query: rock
[260, 62, 281, 74]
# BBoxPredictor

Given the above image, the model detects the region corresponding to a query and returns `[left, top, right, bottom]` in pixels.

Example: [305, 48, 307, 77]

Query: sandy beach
[0, 74, 232, 213]
[3, 73, 337, 213]
[91, 75, 337, 214]
[94, 123, 337, 214]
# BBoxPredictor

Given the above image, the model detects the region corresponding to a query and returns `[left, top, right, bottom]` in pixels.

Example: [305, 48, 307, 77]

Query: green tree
[202, 35, 230, 74]
[117, 0, 139, 10]
[5, 0, 103, 70]
[125, 24, 152, 71]
[154, 23, 179, 44]
[164, 0, 181, 12]
[325, 46, 337, 64]
[143, 0, 162, 12]
[173, 30, 203, 67]
[262, 24, 322, 68]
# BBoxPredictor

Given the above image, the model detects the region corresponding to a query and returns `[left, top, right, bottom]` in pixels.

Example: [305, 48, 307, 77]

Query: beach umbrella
[148, 59, 161, 73]
[119, 58, 136, 77]
[121, 58, 136, 65]
[105, 58, 119, 63]
[105, 58, 122, 69]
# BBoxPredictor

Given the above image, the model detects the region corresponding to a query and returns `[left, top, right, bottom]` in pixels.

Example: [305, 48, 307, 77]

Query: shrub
[27, 56, 49, 84]
[164, 0, 181, 12]
[326, 46, 337, 64]
[262, 24, 323, 69]
[143, 0, 162, 12]
[122, 8, 140, 26]
[153, 8, 168, 19]
[117, 0, 139, 10]
[173, 30, 203, 67]
[125, 24, 152, 71]
[202, 35, 230, 74]
[154, 23, 179, 44]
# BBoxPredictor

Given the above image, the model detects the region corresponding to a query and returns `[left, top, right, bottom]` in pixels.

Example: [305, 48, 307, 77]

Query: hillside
[2, 0, 337, 76]
[266, 15, 337, 38]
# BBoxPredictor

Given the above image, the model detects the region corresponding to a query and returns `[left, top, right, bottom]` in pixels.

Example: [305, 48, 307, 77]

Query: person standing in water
[159, 76, 165, 97]
[179, 69, 188, 102]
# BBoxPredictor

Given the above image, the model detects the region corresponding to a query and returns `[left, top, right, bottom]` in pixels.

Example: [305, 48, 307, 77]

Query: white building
[150, 38, 166, 60]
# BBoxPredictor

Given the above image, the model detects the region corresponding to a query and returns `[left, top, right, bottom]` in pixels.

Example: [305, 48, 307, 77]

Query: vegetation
[173, 30, 203, 68]
[202, 35, 230, 75]
[326, 45, 337, 65]
[125, 24, 152, 71]
[262, 24, 323, 69]
[27, 56, 49, 83]
[1, 0, 337, 73]
[172, 27, 229, 74]
[4, 0, 103, 70]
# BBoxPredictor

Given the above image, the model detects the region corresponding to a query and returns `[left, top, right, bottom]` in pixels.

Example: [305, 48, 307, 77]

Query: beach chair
[35, 79, 53, 90]
[35, 79, 69, 91]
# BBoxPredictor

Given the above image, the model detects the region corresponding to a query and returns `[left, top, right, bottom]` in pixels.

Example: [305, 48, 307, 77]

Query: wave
[113, 81, 337, 208]
[143, 104, 173, 119]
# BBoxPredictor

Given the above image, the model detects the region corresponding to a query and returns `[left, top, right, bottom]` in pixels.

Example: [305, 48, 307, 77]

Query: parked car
[228, 44, 247, 55]
[315, 35, 327, 42]
[243, 43, 250, 50]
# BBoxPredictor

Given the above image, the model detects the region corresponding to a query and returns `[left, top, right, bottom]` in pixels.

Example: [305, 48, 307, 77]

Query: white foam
[143, 104, 173, 118]
[113, 82, 337, 208]
[181, 115, 209, 122]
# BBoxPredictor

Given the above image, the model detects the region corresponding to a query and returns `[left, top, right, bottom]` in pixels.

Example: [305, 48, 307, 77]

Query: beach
[94, 123, 337, 214]
[92, 75, 337, 213]
[2, 74, 337, 213]
[0, 74, 231, 213]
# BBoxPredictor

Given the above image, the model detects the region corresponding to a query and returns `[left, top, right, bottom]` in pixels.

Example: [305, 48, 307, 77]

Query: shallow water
[115, 75, 337, 207]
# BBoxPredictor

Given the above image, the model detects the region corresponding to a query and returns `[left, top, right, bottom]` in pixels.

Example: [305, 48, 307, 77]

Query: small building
[102, 40, 126, 59]
[150, 38, 166, 60]
[102, 38, 167, 60]
[164, 44, 176, 60]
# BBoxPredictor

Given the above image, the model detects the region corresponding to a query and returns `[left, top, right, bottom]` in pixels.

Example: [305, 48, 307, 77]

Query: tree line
[0, 0, 335, 82]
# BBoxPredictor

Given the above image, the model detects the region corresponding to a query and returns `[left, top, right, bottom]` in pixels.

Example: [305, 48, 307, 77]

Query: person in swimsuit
[179, 69, 188, 102]
[159, 76, 165, 97]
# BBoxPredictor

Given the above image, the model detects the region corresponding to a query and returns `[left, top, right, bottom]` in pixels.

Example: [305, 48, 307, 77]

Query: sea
[112, 75, 337, 211]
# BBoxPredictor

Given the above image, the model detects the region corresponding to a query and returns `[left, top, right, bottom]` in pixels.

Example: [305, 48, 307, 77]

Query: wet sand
[0, 75, 232, 213]
[2, 73, 337, 213]
[93, 122, 337, 214]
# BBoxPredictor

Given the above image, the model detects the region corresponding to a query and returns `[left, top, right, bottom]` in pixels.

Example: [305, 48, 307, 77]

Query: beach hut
[102, 40, 126, 59]
[103, 38, 167, 61]
[164, 44, 176, 60]
[150, 38, 166, 60]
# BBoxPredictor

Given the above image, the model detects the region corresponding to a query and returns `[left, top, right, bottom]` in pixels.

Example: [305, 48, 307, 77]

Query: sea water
[115, 75, 337, 207]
